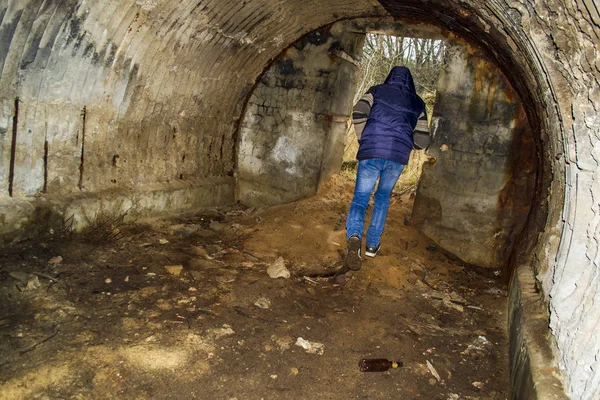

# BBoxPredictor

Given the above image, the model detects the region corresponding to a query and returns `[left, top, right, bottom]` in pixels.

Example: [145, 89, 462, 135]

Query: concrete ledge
[509, 264, 568, 400]
[0, 177, 235, 245]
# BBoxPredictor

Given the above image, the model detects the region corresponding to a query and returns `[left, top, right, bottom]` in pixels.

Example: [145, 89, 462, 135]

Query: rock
[105, 278, 112, 284]
[472, 381, 484, 390]
[188, 270, 203, 281]
[48, 256, 63, 264]
[334, 274, 346, 286]
[290, 367, 299, 375]
[165, 265, 183, 276]
[254, 296, 271, 309]
[426, 360, 441, 382]
[273, 335, 292, 352]
[9, 272, 41, 291]
[440, 144, 449, 151]
[295, 337, 324, 355]
[191, 246, 213, 259]
[206, 325, 235, 340]
[173, 224, 202, 237]
[159, 238, 169, 245]
[189, 258, 218, 270]
[267, 257, 290, 279]
[216, 275, 236, 284]
[209, 220, 225, 232]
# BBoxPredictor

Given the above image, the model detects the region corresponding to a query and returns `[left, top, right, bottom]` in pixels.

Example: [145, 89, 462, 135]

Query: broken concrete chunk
[191, 246, 213, 259]
[426, 360, 441, 382]
[172, 224, 202, 237]
[254, 296, 271, 309]
[165, 265, 184, 276]
[209, 220, 225, 232]
[48, 256, 63, 264]
[9, 272, 41, 291]
[267, 257, 290, 279]
[206, 326, 235, 340]
[188, 270, 203, 281]
[295, 337, 324, 355]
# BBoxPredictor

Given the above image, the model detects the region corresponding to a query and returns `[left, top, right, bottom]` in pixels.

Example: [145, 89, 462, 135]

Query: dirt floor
[0, 175, 509, 400]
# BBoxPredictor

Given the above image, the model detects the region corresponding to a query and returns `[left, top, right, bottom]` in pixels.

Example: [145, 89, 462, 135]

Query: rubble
[267, 257, 291, 279]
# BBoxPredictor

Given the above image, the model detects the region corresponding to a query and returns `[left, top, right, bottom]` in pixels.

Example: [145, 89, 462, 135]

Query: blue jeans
[346, 158, 405, 248]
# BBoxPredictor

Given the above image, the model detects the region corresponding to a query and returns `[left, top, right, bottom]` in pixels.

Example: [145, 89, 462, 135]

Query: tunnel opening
[236, 17, 540, 281]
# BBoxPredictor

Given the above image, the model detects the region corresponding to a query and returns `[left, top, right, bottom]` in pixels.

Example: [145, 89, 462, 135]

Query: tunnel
[0, 1, 599, 399]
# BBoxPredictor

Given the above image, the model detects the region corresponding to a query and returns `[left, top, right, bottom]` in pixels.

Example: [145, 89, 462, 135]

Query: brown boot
[346, 235, 362, 271]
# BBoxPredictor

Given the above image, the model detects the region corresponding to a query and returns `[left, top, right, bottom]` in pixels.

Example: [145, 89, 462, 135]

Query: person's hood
[384, 66, 416, 93]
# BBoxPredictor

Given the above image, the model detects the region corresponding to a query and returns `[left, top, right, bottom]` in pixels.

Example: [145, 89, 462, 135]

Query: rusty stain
[496, 105, 535, 279]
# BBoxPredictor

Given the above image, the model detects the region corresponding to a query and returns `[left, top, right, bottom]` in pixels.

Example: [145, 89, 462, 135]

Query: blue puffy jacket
[356, 67, 425, 165]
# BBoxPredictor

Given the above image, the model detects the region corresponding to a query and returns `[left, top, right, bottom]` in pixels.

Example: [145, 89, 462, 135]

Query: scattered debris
[267, 257, 290, 279]
[159, 238, 169, 245]
[206, 325, 235, 340]
[171, 224, 202, 237]
[254, 296, 271, 309]
[334, 273, 346, 286]
[216, 275, 236, 284]
[484, 287, 508, 296]
[472, 381, 485, 390]
[295, 337, 324, 355]
[188, 270, 203, 281]
[105, 278, 112, 284]
[440, 144, 449, 151]
[165, 265, 184, 276]
[426, 360, 441, 382]
[462, 335, 492, 355]
[192, 246, 214, 259]
[272, 335, 292, 352]
[209, 220, 225, 232]
[48, 256, 63, 265]
[9, 272, 41, 291]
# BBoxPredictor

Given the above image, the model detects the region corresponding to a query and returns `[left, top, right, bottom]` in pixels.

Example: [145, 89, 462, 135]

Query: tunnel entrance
[236, 19, 537, 278]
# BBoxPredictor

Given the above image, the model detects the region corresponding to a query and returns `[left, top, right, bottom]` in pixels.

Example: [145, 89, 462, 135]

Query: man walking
[346, 66, 430, 271]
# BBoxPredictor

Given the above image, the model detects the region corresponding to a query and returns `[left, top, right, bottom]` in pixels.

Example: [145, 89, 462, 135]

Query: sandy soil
[0, 175, 508, 400]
